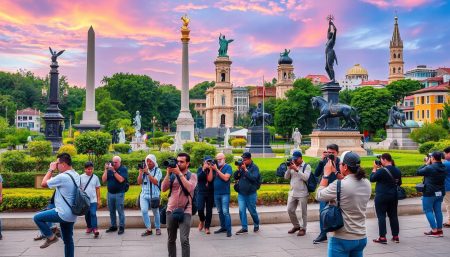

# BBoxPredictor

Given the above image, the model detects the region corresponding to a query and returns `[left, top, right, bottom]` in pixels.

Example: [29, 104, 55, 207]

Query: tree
[442, 102, 450, 131]
[263, 98, 278, 125]
[274, 78, 321, 136]
[386, 79, 421, 104]
[264, 78, 277, 87]
[350, 87, 394, 133]
[158, 84, 181, 130]
[95, 88, 131, 131]
[339, 89, 353, 105]
[409, 123, 448, 144]
[74, 131, 111, 166]
[189, 81, 214, 99]
[0, 95, 17, 125]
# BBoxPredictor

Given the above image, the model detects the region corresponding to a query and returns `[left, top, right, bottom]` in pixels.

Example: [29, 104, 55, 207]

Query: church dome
[278, 55, 293, 65]
[346, 64, 368, 76]
[405, 120, 419, 128]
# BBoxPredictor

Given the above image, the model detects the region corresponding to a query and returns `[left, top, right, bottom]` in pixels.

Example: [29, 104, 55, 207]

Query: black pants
[197, 193, 214, 229]
[375, 196, 399, 237]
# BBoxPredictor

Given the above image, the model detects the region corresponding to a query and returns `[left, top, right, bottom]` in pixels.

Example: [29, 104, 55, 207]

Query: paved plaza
[0, 214, 448, 257]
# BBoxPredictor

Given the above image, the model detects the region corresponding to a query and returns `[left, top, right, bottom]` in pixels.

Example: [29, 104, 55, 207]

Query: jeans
[328, 237, 367, 257]
[319, 201, 327, 235]
[197, 192, 214, 229]
[167, 212, 192, 257]
[375, 196, 399, 237]
[107, 192, 125, 227]
[214, 194, 231, 232]
[33, 209, 75, 257]
[140, 196, 160, 229]
[422, 195, 444, 229]
[237, 193, 259, 230]
[85, 203, 98, 229]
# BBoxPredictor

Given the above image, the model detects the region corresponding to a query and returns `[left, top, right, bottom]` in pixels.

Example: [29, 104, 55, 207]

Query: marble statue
[292, 128, 302, 149]
[118, 128, 126, 144]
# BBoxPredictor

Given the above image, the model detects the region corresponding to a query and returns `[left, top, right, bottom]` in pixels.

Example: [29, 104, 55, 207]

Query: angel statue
[49, 47, 65, 63]
[181, 14, 190, 29]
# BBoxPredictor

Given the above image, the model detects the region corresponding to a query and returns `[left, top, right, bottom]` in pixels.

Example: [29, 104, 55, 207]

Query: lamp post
[151, 115, 158, 143]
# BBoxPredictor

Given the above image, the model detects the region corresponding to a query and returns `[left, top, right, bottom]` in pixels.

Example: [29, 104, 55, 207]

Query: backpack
[276, 163, 288, 177]
[301, 164, 318, 193]
[169, 172, 198, 215]
[61, 173, 91, 216]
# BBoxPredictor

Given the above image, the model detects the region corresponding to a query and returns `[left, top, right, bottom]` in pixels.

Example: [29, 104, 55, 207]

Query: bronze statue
[218, 33, 234, 57]
[325, 15, 338, 82]
[181, 14, 190, 29]
[49, 47, 65, 63]
[280, 49, 290, 57]
[311, 96, 360, 130]
[250, 102, 271, 126]
[386, 105, 406, 127]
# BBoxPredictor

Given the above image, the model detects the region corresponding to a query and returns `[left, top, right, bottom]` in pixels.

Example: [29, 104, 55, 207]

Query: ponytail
[348, 165, 366, 180]
[381, 153, 395, 167]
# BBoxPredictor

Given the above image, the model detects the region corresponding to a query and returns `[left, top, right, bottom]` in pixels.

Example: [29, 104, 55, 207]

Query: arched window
[393, 53, 396, 58]
[221, 72, 226, 82]
[398, 53, 401, 58]
[220, 114, 225, 126]
[392, 67, 395, 73]
[398, 67, 401, 72]
[221, 95, 225, 106]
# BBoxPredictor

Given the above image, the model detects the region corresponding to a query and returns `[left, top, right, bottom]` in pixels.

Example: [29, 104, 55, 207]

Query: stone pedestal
[245, 126, 275, 157]
[377, 127, 418, 150]
[130, 136, 148, 151]
[305, 130, 366, 157]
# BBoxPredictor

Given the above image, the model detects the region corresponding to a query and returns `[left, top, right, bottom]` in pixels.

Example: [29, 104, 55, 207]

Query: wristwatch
[322, 175, 330, 179]
[47, 169, 54, 173]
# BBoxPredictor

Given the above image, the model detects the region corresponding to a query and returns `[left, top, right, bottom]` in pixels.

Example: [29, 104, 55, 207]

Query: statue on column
[133, 111, 142, 139]
[218, 33, 234, 57]
[325, 15, 338, 83]
[292, 128, 302, 149]
[49, 47, 65, 63]
[181, 14, 190, 29]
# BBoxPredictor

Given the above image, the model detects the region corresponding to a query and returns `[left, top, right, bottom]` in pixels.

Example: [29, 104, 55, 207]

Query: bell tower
[388, 16, 405, 84]
[276, 49, 294, 99]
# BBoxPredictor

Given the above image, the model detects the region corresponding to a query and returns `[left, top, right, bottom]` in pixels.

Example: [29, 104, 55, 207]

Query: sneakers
[373, 237, 387, 244]
[297, 229, 306, 237]
[391, 236, 400, 243]
[156, 229, 162, 236]
[85, 228, 92, 234]
[105, 226, 118, 233]
[141, 229, 153, 236]
[443, 223, 450, 228]
[40, 236, 59, 249]
[288, 227, 300, 234]
[51, 227, 61, 238]
[254, 226, 260, 233]
[205, 228, 211, 234]
[313, 233, 328, 244]
[214, 228, 227, 234]
[93, 229, 100, 238]
[118, 226, 125, 235]
[235, 228, 248, 235]
[424, 230, 442, 237]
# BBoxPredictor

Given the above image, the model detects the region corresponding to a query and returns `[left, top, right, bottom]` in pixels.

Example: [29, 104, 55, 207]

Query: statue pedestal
[130, 137, 148, 152]
[377, 127, 418, 150]
[305, 130, 366, 157]
[245, 126, 275, 157]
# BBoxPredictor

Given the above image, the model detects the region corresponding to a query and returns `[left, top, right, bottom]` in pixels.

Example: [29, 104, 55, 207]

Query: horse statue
[250, 102, 272, 127]
[311, 96, 360, 130]
[386, 106, 406, 127]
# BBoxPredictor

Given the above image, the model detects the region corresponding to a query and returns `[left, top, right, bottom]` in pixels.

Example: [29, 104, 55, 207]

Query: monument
[292, 128, 302, 150]
[377, 105, 418, 150]
[245, 102, 275, 157]
[75, 26, 102, 131]
[118, 128, 126, 144]
[275, 49, 294, 99]
[43, 47, 65, 152]
[305, 16, 366, 157]
[174, 14, 195, 148]
[130, 111, 148, 151]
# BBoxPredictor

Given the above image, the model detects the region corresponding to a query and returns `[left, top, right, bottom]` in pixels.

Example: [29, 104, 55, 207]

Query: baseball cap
[241, 152, 252, 159]
[292, 150, 302, 160]
[340, 151, 360, 168]
[203, 156, 213, 162]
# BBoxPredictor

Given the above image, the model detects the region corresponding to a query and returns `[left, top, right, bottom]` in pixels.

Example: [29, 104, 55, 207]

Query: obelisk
[76, 26, 102, 130]
[175, 15, 195, 146]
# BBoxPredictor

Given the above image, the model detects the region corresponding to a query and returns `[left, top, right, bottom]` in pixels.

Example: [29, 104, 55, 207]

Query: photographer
[443, 147, 450, 228]
[284, 151, 311, 236]
[102, 156, 129, 235]
[161, 153, 197, 257]
[212, 153, 233, 237]
[137, 154, 162, 236]
[369, 153, 402, 244]
[233, 152, 261, 235]
[196, 156, 215, 234]
[313, 144, 342, 244]
[417, 151, 447, 237]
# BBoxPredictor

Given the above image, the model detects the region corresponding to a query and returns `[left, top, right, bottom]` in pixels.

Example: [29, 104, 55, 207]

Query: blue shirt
[214, 164, 232, 195]
[47, 170, 80, 223]
[106, 166, 129, 193]
[140, 167, 162, 199]
[444, 160, 450, 191]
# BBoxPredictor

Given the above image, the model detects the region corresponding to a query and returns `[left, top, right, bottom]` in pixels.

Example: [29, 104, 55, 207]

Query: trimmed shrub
[57, 144, 78, 156]
[431, 139, 450, 152]
[0, 151, 29, 172]
[161, 142, 171, 150]
[74, 131, 111, 168]
[232, 148, 244, 154]
[419, 142, 436, 155]
[231, 138, 247, 148]
[410, 123, 448, 144]
[28, 141, 52, 160]
[113, 143, 131, 154]
[190, 143, 217, 167]
[63, 138, 74, 145]
[182, 141, 195, 153]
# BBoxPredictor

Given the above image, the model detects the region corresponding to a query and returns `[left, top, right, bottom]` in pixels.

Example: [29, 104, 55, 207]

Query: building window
[422, 110, 425, 118]
[29, 116, 32, 120]
[437, 95, 444, 103]
[398, 53, 401, 58]
[421, 96, 425, 104]
[437, 109, 443, 118]
[221, 95, 225, 106]
[398, 67, 401, 72]
[220, 114, 225, 125]
[427, 110, 430, 119]
[221, 73, 226, 82]
[392, 67, 395, 74]
[426, 96, 429, 104]
[417, 111, 419, 119]
[393, 53, 396, 58]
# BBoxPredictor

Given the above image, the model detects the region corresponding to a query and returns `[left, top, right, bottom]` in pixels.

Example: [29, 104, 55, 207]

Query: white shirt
[80, 174, 101, 203]
[47, 170, 80, 223]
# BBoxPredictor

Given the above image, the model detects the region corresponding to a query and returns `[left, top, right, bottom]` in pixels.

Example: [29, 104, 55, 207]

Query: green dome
[405, 120, 419, 128]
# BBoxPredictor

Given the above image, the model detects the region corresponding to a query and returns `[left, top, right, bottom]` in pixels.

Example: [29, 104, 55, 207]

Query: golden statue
[181, 14, 190, 29]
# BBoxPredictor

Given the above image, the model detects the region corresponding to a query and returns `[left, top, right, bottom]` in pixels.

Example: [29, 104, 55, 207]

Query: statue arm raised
[227, 39, 234, 43]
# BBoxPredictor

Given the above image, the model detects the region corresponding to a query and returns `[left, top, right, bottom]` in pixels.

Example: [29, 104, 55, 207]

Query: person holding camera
[161, 152, 197, 257]
[138, 154, 162, 236]
[102, 155, 129, 235]
[313, 144, 342, 244]
[80, 161, 101, 238]
[284, 151, 311, 236]
[442, 147, 450, 228]
[370, 153, 402, 244]
[316, 151, 371, 257]
[33, 153, 80, 257]
[212, 153, 233, 237]
[417, 151, 447, 237]
[196, 156, 215, 234]
[234, 152, 261, 235]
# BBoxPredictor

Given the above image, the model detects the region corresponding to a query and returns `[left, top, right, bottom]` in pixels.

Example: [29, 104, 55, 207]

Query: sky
[0, 0, 449, 89]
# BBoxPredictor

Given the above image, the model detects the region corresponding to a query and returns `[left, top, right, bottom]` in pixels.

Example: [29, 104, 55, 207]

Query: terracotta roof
[359, 80, 388, 85]
[16, 108, 40, 116]
[412, 83, 449, 94]
[404, 95, 414, 100]
[421, 77, 443, 82]
[304, 74, 330, 83]
[437, 67, 450, 74]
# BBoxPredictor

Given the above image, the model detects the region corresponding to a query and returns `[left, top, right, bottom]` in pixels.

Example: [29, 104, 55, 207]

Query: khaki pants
[287, 195, 308, 229]
[444, 193, 450, 223]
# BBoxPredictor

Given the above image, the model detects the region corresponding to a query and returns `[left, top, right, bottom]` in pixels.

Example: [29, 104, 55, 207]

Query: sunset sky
[0, 0, 449, 89]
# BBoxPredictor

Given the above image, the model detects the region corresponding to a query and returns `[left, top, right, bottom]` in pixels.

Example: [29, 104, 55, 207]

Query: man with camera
[138, 154, 162, 236]
[196, 156, 215, 234]
[284, 151, 311, 236]
[313, 144, 342, 244]
[233, 152, 261, 235]
[212, 153, 233, 237]
[443, 147, 450, 228]
[102, 155, 129, 235]
[161, 153, 197, 257]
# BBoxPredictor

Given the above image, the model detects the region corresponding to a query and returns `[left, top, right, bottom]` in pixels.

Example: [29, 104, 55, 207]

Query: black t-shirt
[107, 166, 129, 194]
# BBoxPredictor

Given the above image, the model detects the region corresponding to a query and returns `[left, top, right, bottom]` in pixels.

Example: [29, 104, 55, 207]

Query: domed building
[340, 64, 369, 90]
[275, 49, 295, 99]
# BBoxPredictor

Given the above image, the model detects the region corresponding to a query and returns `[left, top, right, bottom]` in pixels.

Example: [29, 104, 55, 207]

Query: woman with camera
[370, 153, 402, 244]
[196, 156, 215, 234]
[316, 151, 371, 257]
[137, 154, 162, 236]
[417, 151, 447, 237]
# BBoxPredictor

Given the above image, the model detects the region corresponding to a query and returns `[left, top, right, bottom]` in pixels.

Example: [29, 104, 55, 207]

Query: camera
[375, 155, 382, 166]
[106, 161, 113, 167]
[206, 158, 218, 166]
[235, 158, 243, 166]
[137, 160, 146, 169]
[285, 157, 294, 166]
[327, 154, 335, 161]
[163, 157, 178, 168]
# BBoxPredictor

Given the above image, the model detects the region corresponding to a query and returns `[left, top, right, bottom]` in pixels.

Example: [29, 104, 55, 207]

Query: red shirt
[161, 171, 198, 214]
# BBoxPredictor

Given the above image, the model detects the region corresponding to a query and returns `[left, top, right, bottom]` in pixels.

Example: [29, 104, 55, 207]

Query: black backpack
[276, 163, 288, 177]
[303, 164, 318, 193]
[169, 172, 198, 215]
[61, 173, 91, 216]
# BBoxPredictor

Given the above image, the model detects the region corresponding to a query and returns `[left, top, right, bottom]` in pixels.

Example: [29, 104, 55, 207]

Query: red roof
[437, 67, 450, 74]
[404, 95, 414, 100]
[305, 74, 330, 83]
[16, 108, 40, 116]
[422, 77, 443, 82]
[412, 83, 449, 94]
[360, 80, 388, 86]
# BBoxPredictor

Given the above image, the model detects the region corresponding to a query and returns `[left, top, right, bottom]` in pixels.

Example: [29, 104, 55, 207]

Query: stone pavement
[0, 214, 448, 257]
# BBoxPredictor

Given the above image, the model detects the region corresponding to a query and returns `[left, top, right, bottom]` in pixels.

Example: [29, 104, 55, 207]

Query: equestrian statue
[311, 96, 360, 130]
[386, 105, 406, 128]
[250, 102, 271, 127]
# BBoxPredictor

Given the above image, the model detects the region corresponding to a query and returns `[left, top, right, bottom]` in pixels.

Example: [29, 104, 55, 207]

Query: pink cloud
[361, 0, 433, 9]
[173, 3, 209, 12]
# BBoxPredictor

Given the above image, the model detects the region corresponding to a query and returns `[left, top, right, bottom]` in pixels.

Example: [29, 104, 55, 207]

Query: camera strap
[382, 167, 399, 186]
[83, 175, 94, 192]
[169, 172, 193, 211]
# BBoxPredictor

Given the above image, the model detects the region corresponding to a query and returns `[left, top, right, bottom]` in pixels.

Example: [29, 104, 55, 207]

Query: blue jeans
[214, 194, 231, 232]
[85, 203, 98, 229]
[422, 195, 444, 229]
[107, 192, 125, 227]
[238, 193, 259, 230]
[33, 209, 75, 257]
[328, 237, 367, 257]
[319, 201, 327, 235]
[140, 196, 160, 229]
